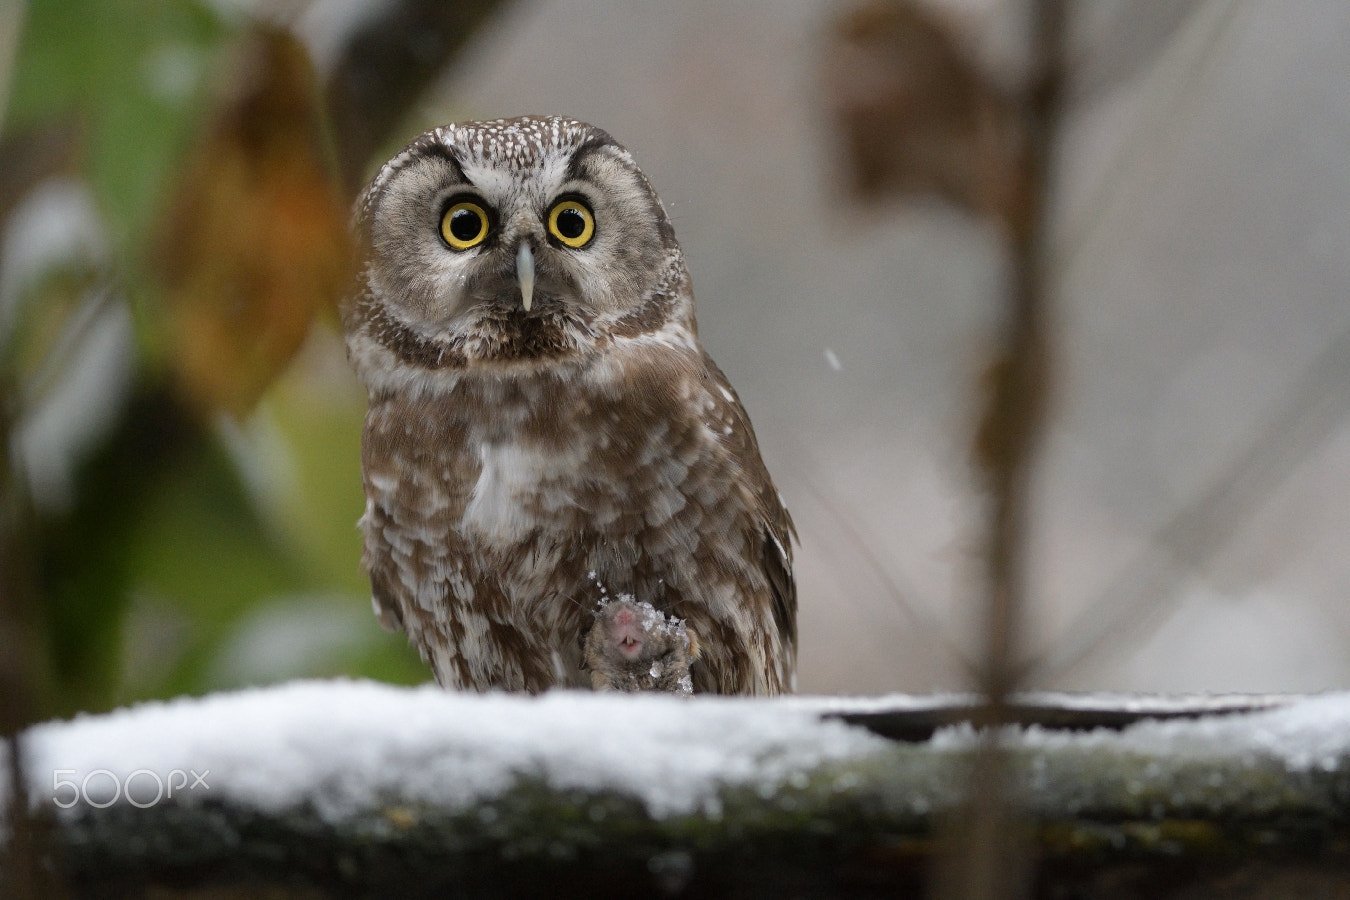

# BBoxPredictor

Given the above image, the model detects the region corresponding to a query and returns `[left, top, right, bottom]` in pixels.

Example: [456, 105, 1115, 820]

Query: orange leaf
[155, 27, 353, 417]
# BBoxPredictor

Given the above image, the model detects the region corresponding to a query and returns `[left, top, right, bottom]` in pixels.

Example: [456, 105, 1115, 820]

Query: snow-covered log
[6, 681, 1350, 897]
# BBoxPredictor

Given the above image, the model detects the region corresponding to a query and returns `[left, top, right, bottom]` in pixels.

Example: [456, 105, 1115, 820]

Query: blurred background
[1, 0, 1348, 720]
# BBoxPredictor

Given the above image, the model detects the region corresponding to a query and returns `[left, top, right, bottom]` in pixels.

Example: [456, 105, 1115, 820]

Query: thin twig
[935, 1, 1065, 898]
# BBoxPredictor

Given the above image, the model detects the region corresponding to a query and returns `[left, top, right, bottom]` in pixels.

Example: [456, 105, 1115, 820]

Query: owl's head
[346, 116, 694, 384]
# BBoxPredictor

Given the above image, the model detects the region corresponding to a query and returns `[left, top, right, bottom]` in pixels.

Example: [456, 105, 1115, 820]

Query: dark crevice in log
[828, 698, 1284, 744]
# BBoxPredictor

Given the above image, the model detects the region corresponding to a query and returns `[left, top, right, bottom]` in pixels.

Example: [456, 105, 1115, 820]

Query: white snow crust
[936, 692, 1350, 774]
[10, 683, 1350, 825]
[12, 680, 888, 821]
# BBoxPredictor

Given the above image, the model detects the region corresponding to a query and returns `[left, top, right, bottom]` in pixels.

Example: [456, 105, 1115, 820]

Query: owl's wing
[369, 571, 405, 633]
[359, 504, 405, 634]
[700, 351, 799, 661]
[762, 526, 797, 654]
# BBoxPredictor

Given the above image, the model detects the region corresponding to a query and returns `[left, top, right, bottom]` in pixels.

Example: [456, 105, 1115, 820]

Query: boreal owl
[343, 115, 796, 694]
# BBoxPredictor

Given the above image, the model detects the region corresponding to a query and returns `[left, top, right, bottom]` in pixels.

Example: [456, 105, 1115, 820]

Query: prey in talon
[583, 598, 699, 695]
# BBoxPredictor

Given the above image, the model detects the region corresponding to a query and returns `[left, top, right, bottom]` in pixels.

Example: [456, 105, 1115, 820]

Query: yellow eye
[440, 200, 490, 250]
[547, 199, 595, 248]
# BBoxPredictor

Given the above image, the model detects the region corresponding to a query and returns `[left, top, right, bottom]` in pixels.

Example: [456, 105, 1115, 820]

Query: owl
[582, 598, 700, 695]
[343, 115, 796, 695]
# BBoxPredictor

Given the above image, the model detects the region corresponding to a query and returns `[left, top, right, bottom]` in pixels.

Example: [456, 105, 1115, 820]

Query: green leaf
[7, 0, 226, 257]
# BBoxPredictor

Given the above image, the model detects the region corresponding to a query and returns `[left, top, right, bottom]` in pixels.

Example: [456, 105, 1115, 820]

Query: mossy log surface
[11, 685, 1350, 898]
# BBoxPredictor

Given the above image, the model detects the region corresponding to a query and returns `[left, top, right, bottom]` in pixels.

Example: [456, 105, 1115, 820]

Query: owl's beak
[515, 243, 535, 312]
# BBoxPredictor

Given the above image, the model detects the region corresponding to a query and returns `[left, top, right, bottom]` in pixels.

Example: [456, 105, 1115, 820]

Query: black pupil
[449, 208, 482, 242]
[556, 207, 586, 239]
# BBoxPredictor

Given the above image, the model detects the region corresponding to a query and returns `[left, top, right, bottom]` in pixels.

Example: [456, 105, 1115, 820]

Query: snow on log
[5, 681, 1350, 896]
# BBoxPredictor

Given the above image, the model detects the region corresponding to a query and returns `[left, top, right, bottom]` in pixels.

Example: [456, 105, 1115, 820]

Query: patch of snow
[14, 681, 889, 822]
[13, 685, 1350, 827]
[958, 693, 1350, 774]
[786, 691, 1288, 717]
[920, 693, 1350, 816]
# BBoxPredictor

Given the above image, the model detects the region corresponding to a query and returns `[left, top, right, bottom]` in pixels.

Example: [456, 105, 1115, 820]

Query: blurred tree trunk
[324, 0, 515, 195]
